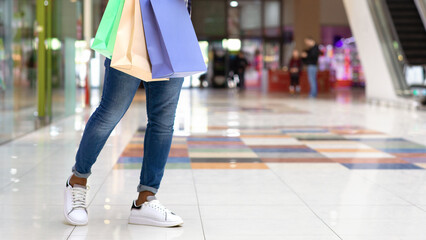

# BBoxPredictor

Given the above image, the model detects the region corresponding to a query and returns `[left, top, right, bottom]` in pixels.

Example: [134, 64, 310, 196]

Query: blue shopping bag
[140, 0, 207, 78]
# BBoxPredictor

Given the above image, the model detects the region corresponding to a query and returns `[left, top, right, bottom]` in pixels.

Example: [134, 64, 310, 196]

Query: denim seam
[137, 184, 158, 194]
[140, 82, 152, 188]
[72, 165, 91, 178]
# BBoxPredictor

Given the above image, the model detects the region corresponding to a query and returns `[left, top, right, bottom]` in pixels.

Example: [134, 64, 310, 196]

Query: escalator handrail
[380, 0, 409, 66]
[414, 0, 426, 32]
[409, 84, 426, 89]
[367, 0, 411, 95]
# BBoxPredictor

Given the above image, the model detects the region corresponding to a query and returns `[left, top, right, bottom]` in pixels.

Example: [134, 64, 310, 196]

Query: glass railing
[367, 0, 412, 97]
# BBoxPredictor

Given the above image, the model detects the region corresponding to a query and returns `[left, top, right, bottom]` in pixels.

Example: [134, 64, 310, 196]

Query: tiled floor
[116, 125, 426, 171]
[2, 89, 426, 239]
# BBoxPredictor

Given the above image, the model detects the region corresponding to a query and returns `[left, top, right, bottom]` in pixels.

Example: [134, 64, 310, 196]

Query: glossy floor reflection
[1, 89, 426, 239]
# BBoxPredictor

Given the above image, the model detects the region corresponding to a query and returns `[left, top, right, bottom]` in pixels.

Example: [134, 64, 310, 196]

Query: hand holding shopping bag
[91, 0, 125, 58]
[140, 0, 207, 78]
[111, 0, 167, 82]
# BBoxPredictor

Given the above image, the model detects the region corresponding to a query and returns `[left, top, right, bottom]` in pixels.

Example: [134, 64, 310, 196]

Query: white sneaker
[64, 178, 88, 226]
[128, 196, 183, 227]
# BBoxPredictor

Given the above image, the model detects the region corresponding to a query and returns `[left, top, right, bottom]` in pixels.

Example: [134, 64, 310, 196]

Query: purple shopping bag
[140, 0, 207, 78]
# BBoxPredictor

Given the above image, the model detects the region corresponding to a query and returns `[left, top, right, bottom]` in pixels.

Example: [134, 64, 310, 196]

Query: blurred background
[1, 1, 426, 239]
[1, 0, 425, 146]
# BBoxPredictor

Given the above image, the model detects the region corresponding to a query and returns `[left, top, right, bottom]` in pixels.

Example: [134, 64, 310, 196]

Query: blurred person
[212, 49, 227, 88]
[254, 49, 263, 87]
[63, 0, 193, 228]
[288, 49, 302, 94]
[301, 37, 320, 98]
[235, 51, 248, 89]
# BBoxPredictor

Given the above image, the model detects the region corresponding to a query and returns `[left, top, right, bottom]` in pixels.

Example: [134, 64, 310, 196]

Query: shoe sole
[128, 216, 183, 227]
[64, 213, 88, 226]
[63, 188, 88, 226]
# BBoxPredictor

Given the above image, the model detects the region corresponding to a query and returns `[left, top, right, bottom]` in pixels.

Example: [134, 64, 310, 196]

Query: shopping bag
[140, 0, 207, 78]
[111, 0, 167, 82]
[91, 0, 125, 58]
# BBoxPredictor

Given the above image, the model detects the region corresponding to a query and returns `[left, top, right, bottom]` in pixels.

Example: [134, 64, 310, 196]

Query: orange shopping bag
[111, 0, 167, 82]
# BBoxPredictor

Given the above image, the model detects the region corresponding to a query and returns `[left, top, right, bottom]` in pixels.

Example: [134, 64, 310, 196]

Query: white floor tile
[205, 236, 341, 240]
[0, 205, 74, 239]
[202, 218, 335, 237]
[69, 219, 204, 240]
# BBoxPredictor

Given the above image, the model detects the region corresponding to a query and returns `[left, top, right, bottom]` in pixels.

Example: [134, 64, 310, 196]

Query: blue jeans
[307, 65, 318, 97]
[72, 58, 184, 194]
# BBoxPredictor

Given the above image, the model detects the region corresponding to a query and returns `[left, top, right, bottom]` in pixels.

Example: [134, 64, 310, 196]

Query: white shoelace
[146, 200, 171, 214]
[71, 187, 87, 210]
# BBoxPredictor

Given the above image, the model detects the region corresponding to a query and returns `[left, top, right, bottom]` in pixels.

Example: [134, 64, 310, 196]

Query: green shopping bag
[91, 0, 125, 58]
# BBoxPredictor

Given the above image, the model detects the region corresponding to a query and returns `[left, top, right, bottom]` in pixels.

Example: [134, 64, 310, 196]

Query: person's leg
[308, 65, 318, 98]
[239, 72, 245, 89]
[236, 72, 241, 88]
[70, 58, 141, 185]
[296, 75, 301, 93]
[129, 79, 185, 227]
[311, 66, 318, 97]
[307, 66, 313, 96]
[136, 78, 184, 205]
[129, 88, 185, 228]
[290, 75, 297, 93]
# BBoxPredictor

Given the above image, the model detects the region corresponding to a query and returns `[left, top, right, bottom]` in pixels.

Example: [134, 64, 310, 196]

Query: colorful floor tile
[241, 138, 303, 146]
[402, 157, 426, 163]
[415, 163, 426, 169]
[114, 126, 426, 170]
[191, 162, 269, 169]
[342, 163, 423, 170]
[332, 158, 409, 164]
[191, 158, 262, 163]
[319, 152, 395, 159]
[261, 158, 334, 163]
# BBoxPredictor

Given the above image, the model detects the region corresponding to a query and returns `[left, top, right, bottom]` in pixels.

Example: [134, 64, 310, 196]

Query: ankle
[136, 191, 155, 206]
[69, 175, 87, 187]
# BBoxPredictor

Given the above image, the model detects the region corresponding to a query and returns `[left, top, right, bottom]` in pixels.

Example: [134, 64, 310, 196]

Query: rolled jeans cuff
[137, 184, 158, 194]
[72, 165, 91, 178]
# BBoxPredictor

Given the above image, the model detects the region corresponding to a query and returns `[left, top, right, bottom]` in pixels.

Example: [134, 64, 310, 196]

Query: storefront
[321, 37, 365, 88]
[0, 0, 38, 143]
[192, 0, 363, 92]
[0, 0, 87, 144]
[192, 0, 286, 89]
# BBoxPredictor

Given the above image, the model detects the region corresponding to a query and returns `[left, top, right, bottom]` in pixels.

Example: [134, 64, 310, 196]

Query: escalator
[375, 0, 426, 103]
[385, 0, 426, 66]
[346, 0, 426, 102]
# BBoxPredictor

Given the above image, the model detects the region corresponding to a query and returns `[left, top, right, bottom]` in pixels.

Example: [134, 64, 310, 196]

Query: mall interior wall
[320, 0, 349, 26]
[284, 0, 352, 48]
[294, 0, 321, 51]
